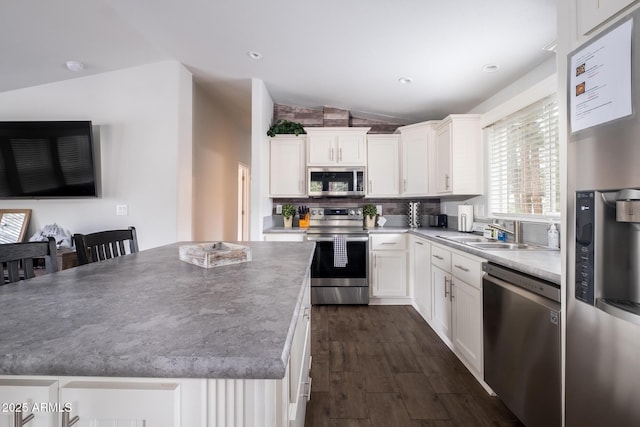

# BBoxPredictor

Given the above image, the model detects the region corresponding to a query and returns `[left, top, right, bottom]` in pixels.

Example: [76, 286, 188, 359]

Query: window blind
[486, 93, 559, 217]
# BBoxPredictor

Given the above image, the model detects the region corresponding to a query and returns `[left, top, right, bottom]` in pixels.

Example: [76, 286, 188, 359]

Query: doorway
[237, 163, 250, 240]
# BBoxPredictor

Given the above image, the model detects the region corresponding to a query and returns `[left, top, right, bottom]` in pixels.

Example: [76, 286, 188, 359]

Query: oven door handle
[306, 236, 369, 243]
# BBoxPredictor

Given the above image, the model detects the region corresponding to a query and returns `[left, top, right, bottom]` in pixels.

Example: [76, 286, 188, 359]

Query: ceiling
[0, 0, 557, 124]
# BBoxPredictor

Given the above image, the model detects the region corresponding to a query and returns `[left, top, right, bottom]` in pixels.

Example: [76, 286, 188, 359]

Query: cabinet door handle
[450, 282, 455, 301]
[339, 148, 343, 162]
[62, 412, 79, 427]
[445, 174, 450, 191]
[432, 254, 444, 260]
[454, 264, 470, 272]
[403, 179, 407, 193]
[369, 180, 372, 193]
[14, 411, 34, 427]
[331, 147, 334, 161]
[444, 276, 449, 298]
[303, 306, 310, 319]
[303, 377, 312, 400]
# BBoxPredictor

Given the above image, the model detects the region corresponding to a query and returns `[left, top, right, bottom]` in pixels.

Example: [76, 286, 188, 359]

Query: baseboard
[368, 297, 413, 305]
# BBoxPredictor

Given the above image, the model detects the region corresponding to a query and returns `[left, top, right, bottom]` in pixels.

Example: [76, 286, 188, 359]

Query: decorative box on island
[179, 242, 252, 268]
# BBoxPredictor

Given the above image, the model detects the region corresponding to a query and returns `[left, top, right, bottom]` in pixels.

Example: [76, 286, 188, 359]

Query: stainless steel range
[306, 207, 369, 305]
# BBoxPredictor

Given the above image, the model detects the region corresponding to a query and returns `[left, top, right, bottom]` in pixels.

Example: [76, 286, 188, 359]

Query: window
[486, 93, 559, 217]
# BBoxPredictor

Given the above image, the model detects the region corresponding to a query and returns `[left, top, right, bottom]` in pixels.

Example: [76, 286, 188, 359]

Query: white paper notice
[570, 18, 633, 133]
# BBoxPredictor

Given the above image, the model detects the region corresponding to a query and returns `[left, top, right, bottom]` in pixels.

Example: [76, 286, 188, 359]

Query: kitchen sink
[437, 235, 554, 251]
[468, 242, 533, 250]
[437, 235, 493, 243]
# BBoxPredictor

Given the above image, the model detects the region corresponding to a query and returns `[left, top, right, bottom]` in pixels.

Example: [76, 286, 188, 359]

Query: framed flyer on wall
[569, 17, 633, 133]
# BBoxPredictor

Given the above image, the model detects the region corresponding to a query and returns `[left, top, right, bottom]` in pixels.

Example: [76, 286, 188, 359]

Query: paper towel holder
[458, 205, 474, 232]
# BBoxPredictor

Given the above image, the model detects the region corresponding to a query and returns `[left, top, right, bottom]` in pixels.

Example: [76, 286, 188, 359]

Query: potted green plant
[282, 204, 297, 228]
[363, 204, 377, 229]
[267, 120, 306, 137]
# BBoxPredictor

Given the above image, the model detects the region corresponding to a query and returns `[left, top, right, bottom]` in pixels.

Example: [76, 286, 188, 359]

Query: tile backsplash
[271, 197, 441, 216]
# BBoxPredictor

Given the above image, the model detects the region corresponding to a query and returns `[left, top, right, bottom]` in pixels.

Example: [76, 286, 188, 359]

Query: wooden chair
[0, 237, 58, 283]
[73, 226, 139, 265]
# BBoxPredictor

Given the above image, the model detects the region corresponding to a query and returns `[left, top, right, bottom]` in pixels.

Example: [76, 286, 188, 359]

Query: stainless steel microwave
[308, 167, 366, 197]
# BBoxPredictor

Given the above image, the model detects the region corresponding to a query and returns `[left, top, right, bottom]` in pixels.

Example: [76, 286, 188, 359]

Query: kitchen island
[0, 241, 315, 427]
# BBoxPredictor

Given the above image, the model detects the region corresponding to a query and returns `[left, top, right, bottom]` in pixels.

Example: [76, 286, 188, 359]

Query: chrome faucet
[487, 220, 522, 243]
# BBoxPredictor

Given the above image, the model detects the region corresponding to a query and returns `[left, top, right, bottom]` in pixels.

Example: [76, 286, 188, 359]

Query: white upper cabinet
[397, 121, 439, 197]
[434, 115, 483, 196]
[270, 135, 307, 197]
[577, 0, 638, 35]
[367, 134, 400, 196]
[305, 127, 369, 166]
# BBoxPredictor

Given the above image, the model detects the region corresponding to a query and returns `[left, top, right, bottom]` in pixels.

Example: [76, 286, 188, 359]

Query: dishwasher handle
[482, 262, 561, 303]
[483, 273, 561, 312]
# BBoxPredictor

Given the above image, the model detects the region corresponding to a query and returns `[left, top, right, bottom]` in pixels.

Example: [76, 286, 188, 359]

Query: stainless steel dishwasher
[482, 262, 561, 427]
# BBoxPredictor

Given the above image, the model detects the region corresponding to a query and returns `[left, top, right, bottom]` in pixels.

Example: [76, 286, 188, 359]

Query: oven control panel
[310, 207, 363, 220]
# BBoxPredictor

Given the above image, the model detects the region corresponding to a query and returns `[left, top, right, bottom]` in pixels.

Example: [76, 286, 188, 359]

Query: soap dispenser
[548, 223, 559, 249]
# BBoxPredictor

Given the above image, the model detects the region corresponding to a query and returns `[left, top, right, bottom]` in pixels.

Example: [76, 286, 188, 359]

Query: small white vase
[364, 215, 376, 229]
[284, 216, 293, 228]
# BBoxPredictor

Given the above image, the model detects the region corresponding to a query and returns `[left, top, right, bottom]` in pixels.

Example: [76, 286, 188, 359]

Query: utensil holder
[407, 202, 421, 228]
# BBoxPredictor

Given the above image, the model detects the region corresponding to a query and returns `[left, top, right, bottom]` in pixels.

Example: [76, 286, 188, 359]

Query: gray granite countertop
[0, 241, 315, 380]
[405, 228, 561, 285]
[264, 226, 560, 284]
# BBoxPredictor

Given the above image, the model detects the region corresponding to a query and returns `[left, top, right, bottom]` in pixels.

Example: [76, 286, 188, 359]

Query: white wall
[440, 57, 558, 221]
[469, 56, 557, 115]
[249, 78, 274, 241]
[192, 84, 251, 241]
[0, 61, 193, 250]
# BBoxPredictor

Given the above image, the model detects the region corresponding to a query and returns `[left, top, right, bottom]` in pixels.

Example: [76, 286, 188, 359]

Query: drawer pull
[444, 276, 450, 297]
[303, 377, 312, 400]
[381, 242, 397, 245]
[416, 241, 424, 246]
[432, 254, 444, 260]
[63, 412, 79, 427]
[454, 264, 470, 272]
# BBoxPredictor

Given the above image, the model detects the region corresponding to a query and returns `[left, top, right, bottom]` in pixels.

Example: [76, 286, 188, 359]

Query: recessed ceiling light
[247, 51, 263, 60]
[398, 77, 413, 84]
[65, 60, 85, 72]
[481, 64, 500, 73]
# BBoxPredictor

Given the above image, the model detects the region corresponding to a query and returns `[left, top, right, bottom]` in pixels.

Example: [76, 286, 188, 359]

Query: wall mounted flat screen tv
[0, 121, 98, 198]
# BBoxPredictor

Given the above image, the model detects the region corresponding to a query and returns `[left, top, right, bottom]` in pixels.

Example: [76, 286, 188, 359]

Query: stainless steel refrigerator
[567, 10, 640, 426]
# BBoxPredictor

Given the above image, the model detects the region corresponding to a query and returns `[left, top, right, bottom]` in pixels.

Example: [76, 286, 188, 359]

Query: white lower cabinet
[288, 283, 311, 427]
[60, 380, 187, 427]
[410, 236, 432, 321]
[0, 379, 58, 427]
[370, 234, 408, 301]
[432, 265, 453, 343]
[428, 242, 485, 378]
[451, 278, 482, 375]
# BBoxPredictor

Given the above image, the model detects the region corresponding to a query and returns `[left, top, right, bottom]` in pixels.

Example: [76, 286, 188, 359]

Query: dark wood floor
[304, 305, 524, 427]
